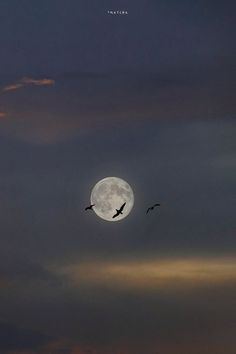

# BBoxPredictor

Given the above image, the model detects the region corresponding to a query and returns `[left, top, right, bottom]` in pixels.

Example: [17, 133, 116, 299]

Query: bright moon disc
[90, 177, 134, 221]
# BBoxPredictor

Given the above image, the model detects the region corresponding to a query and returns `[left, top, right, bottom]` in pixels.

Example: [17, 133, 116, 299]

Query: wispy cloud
[2, 77, 55, 92]
[54, 256, 236, 291]
[0, 71, 235, 144]
[21, 77, 55, 86]
[2, 83, 24, 92]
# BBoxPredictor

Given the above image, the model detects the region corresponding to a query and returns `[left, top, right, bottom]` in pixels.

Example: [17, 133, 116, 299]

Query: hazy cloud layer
[0, 66, 235, 144]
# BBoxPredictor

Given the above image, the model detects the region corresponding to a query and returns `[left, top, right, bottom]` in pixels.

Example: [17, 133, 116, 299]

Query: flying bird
[85, 204, 95, 211]
[146, 203, 160, 214]
[112, 202, 126, 218]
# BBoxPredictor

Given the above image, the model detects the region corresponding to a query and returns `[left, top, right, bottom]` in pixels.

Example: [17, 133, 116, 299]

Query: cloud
[2, 77, 54, 92]
[21, 77, 55, 86]
[0, 66, 235, 144]
[2, 83, 24, 92]
[54, 256, 236, 291]
[0, 112, 7, 118]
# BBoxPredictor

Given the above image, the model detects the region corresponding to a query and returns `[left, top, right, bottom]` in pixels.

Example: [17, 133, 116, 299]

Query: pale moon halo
[90, 177, 134, 221]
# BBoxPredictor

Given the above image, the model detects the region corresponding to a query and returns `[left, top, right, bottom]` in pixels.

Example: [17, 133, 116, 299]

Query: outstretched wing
[146, 203, 160, 213]
[112, 211, 119, 218]
[112, 202, 126, 218]
[120, 202, 126, 212]
[85, 204, 95, 211]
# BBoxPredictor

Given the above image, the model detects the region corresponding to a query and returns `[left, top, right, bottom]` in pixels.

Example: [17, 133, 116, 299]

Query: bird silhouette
[146, 203, 160, 214]
[112, 202, 126, 218]
[85, 204, 95, 211]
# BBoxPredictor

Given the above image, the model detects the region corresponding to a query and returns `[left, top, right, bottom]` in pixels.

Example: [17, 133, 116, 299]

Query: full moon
[90, 177, 134, 221]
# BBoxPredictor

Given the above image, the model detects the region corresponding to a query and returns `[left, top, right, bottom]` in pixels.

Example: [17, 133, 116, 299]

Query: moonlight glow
[90, 177, 134, 221]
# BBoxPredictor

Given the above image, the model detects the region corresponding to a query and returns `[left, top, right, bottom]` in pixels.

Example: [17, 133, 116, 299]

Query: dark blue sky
[0, 0, 235, 74]
[0, 1, 235, 354]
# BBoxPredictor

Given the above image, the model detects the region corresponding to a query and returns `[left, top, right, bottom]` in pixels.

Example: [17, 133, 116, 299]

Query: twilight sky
[0, 1, 235, 353]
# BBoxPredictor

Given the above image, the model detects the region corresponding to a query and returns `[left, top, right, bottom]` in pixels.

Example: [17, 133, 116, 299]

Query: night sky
[0, 1, 235, 353]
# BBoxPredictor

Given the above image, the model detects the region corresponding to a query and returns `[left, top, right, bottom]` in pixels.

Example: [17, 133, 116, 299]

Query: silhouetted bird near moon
[86, 177, 161, 221]
[146, 203, 161, 214]
[85, 204, 95, 211]
[112, 202, 126, 218]
[90, 177, 134, 221]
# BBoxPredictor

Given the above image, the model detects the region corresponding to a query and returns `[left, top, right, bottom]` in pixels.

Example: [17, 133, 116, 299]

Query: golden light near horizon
[53, 256, 236, 291]
[90, 177, 134, 221]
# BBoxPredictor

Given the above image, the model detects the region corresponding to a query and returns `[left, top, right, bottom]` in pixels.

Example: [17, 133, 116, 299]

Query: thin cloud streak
[21, 77, 55, 86]
[2, 83, 24, 92]
[53, 256, 236, 291]
[2, 77, 55, 92]
[0, 70, 235, 144]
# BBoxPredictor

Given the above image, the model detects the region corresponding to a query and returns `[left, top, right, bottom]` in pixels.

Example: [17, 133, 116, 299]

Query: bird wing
[154, 203, 160, 207]
[119, 202, 126, 212]
[85, 204, 95, 210]
[146, 208, 150, 214]
[112, 211, 119, 218]
[112, 202, 126, 218]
